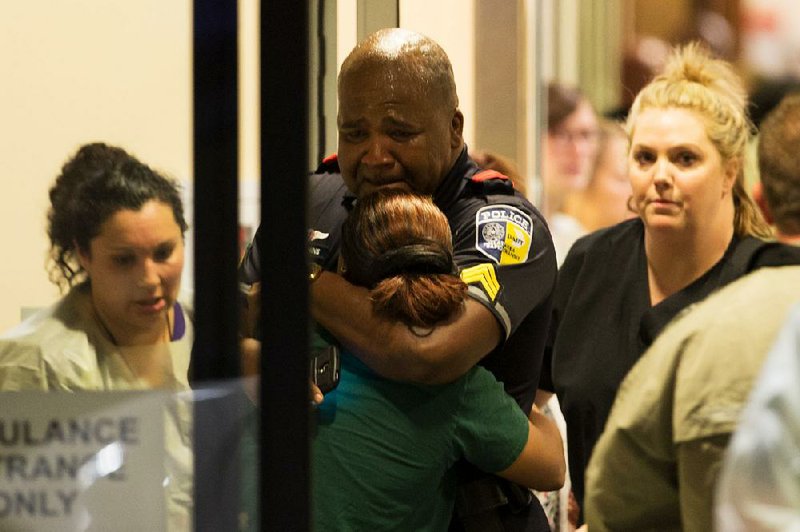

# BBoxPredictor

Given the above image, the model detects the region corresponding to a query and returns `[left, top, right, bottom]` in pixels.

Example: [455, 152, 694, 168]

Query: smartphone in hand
[310, 345, 340, 394]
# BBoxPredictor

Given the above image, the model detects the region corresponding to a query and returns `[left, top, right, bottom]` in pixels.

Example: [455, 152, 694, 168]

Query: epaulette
[314, 153, 340, 174]
[469, 169, 515, 194]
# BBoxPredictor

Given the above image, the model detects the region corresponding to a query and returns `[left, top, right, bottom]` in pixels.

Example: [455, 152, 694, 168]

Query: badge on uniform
[475, 205, 533, 264]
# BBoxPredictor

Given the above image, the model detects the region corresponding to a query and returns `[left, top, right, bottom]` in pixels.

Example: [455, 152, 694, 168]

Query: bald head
[339, 28, 459, 111]
[335, 28, 465, 197]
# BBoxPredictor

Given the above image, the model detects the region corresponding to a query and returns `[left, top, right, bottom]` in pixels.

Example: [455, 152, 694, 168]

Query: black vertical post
[260, 2, 311, 531]
[192, 0, 239, 380]
[193, 1, 240, 530]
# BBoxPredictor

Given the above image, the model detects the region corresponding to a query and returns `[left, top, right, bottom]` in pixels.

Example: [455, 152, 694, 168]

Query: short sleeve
[452, 367, 529, 473]
[454, 199, 556, 340]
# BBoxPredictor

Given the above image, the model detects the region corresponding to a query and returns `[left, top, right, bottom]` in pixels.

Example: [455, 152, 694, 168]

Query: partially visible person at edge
[239, 27, 558, 531]
[713, 91, 800, 532]
[538, 42, 800, 523]
[313, 189, 564, 531]
[542, 82, 600, 265]
[0, 142, 193, 531]
[714, 304, 800, 532]
[584, 92, 800, 531]
[751, 92, 800, 246]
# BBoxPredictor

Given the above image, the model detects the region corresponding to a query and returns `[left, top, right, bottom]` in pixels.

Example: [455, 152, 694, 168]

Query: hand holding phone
[310, 344, 341, 395]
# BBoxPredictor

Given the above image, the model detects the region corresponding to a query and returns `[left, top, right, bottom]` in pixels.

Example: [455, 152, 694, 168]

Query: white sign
[0, 391, 169, 531]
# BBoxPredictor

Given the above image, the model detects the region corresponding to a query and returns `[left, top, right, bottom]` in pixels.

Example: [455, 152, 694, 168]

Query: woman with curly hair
[0, 142, 192, 530]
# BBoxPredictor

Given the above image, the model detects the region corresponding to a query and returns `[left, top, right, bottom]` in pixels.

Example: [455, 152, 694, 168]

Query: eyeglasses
[548, 128, 599, 146]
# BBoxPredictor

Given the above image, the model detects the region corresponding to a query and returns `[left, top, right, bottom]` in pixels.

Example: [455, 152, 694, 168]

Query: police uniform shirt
[241, 148, 557, 413]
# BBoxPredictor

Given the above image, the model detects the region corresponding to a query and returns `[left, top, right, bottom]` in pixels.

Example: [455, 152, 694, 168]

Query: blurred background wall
[0, 0, 192, 330]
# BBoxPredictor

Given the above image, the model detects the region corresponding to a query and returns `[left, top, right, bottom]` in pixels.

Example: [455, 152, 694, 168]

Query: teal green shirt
[312, 348, 529, 531]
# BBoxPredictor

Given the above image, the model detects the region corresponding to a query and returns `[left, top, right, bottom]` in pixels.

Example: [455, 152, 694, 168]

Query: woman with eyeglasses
[543, 82, 601, 265]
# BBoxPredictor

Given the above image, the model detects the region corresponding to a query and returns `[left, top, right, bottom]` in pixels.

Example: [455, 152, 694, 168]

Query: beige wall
[474, 0, 522, 167]
[334, 0, 477, 149]
[333, 1, 478, 164]
[239, 0, 261, 234]
[0, 1, 192, 331]
[400, 0, 476, 148]
[402, 1, 541, 200]
[0, 1, 582, 333]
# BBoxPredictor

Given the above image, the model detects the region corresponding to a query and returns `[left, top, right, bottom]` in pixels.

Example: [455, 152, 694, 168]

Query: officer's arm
[311, 270, 501, 385]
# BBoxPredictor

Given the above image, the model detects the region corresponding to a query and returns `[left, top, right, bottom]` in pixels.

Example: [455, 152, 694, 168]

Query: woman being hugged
[313, 189, 564, 531]
[541, 43, 777, 518]
[0, 142, 192, 529]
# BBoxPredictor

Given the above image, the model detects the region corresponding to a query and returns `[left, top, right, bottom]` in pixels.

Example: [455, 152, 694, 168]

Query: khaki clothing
[716, 303, 800, 531]
[0, 284, 194, 531]
[585, 266, 800, 532]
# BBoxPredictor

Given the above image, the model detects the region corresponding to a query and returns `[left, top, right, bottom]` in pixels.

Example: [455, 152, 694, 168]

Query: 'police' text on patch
[475, 205, 533, 264]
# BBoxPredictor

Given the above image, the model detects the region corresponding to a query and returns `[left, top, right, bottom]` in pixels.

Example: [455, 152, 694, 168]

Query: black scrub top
[541, 217, 781, 512]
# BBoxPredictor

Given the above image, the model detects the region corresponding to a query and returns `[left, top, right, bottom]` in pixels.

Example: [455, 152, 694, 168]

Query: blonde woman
[540, 42, 779, 520]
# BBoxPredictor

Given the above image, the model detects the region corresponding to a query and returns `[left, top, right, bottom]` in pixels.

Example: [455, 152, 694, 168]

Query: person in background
[752, 92, 800, 245]
[540, 42, 780, 522]
[0, 142, 193, 531]
[542, 82, 600, 264]
[239, 27, 557, 530]
[473, 147, 580, 532]
[475, 146, 578, 531]
[606, 35, 671, 122]
[562, 119, 634, 235]
[472, 149, 527, 197]
[583, 89, 800, 532]
[313, 189, 565, 531]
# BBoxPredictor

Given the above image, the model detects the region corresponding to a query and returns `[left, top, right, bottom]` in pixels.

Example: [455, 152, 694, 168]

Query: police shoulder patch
[475, 205, 533, 264]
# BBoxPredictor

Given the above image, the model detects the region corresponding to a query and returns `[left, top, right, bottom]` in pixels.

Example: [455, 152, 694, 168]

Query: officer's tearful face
[336, 62, 463, 198]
